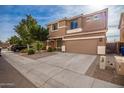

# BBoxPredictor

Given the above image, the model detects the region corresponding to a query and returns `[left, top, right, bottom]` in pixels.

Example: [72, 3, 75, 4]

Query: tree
[14, 15, 38, 50]
[40, 27, 49, 41]
[30, 25, 49, 41]
[8, 35, 21, 45]
[14, 14, 49, 51]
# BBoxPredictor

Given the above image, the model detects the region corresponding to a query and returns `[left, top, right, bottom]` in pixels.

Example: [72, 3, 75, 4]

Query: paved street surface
[0, 55, 36, 88]
[2, 50, 123, 88]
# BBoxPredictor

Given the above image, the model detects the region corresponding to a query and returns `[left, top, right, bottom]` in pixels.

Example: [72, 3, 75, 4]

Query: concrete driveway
[2, 51, 123, 88]
[37, 53, 96, 74]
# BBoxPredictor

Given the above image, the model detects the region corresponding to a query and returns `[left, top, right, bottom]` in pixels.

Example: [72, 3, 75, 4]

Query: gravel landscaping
[86, 55, 124, 86]
[19, 51, 57, 60]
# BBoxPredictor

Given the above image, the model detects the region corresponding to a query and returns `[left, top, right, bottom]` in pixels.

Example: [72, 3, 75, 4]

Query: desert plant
[28, 48, 35, 55]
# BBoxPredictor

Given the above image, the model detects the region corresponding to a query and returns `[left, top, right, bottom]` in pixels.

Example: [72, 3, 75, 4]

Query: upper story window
[70, 19, 78, 29]
[86, 14, 100, 22]
[93, 15, 100, 21]
[52, 23, 58, 30]
[86, 17, 92, 22]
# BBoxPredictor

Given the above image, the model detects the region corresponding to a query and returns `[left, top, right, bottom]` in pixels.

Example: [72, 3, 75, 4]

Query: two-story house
[47, 9, 108, 54]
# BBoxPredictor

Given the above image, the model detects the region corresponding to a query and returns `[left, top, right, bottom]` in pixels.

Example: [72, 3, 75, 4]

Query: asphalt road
[0, 55, 36, 88]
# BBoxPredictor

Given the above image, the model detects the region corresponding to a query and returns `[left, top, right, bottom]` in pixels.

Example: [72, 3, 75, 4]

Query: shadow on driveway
[0, 56, 36, 88]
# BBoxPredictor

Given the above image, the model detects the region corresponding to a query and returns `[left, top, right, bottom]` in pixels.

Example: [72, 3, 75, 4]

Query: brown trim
[49, 36, 64, 39]
[63, 35, 105, 41]
[65, 30, 106, 37]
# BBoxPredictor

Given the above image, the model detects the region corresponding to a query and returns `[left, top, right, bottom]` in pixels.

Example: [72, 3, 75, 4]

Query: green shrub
[32, 41, 43, 51]
[28, 48, 35, 55]
[20, 48, 27, 53]
[36, 41, 43, 51]
[47, 47, 53, 52]
[53, 48, 56, 51]
[42, 44, 46, 50]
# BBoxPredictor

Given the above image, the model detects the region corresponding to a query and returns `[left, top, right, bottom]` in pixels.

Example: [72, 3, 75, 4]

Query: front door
[57, 38, 62, 51]
[50, 41, 55, 48]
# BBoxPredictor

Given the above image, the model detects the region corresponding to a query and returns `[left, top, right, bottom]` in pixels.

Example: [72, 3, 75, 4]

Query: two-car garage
[65, 39, 98, 54]
[63, 34, 106, 55]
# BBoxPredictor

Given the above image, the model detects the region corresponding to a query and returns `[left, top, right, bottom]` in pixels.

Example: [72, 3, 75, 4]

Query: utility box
[97, 46, 106, 55]
[46, 46, 49, 50]
[99, 56, 106, 70]
[62, 45, 65, 52]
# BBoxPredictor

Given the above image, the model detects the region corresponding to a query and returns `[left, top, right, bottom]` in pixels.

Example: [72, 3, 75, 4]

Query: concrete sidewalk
[2, 51, 123, 88]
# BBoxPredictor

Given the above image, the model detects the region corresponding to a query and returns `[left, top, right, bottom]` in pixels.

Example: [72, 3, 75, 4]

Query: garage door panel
[65, 39, 97, 54]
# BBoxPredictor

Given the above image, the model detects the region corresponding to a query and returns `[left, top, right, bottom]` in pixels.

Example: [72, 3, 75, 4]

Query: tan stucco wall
[48, 20, 67, 37]
[82, 11, 107, 32]
[49, 28, 66, 37]
[59, 20, 66, 27]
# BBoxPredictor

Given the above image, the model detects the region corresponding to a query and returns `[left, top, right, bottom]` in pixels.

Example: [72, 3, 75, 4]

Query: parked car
[0, 47, 2, 56]
[11, 45, 33, 52]
[11, 45, 27, 52]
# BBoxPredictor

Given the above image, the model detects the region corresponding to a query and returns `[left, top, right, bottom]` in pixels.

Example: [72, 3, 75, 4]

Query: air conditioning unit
[99, 56, 106, 70]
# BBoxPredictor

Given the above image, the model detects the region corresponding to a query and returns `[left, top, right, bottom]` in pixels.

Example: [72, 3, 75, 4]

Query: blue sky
[0, 5, 124, 42]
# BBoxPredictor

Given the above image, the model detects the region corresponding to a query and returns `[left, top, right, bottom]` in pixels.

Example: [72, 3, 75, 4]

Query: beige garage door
[65, 39, 98, 54]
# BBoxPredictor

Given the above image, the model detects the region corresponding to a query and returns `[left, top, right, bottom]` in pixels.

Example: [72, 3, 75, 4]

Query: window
[93, 15, 100, 21]
[70, 20, 78, 29]
[86, 15, 100, 22]
[86, 17, 92, 22]
[52, 23, 58, 30]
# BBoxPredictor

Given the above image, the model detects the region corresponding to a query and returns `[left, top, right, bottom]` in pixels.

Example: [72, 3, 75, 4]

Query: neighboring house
[117, 13, 124, 54]
[119, 13, 124, 42]
[47, 9, 108, 54]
